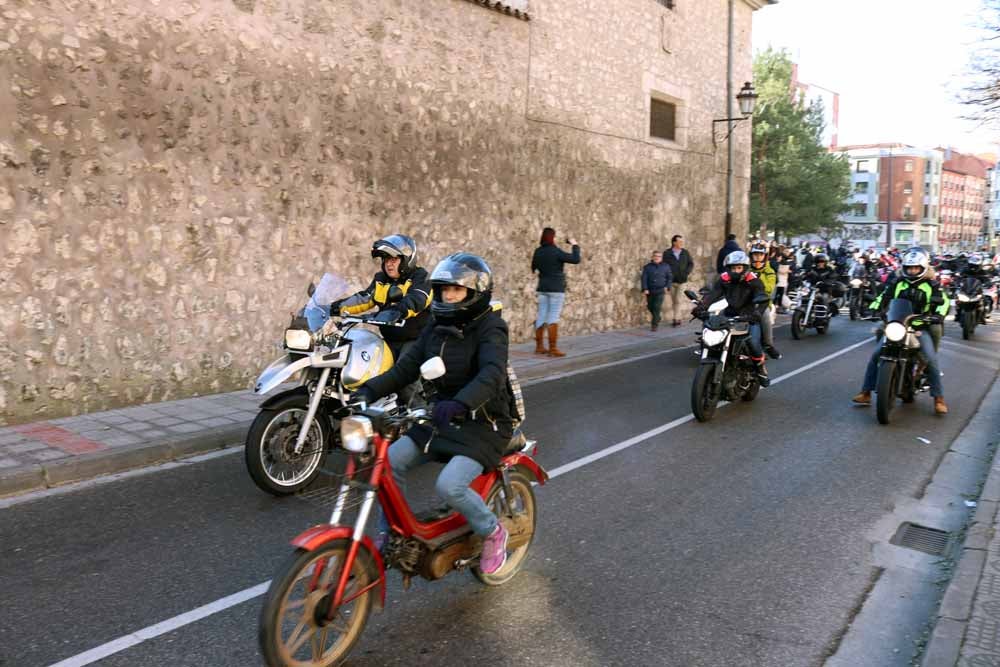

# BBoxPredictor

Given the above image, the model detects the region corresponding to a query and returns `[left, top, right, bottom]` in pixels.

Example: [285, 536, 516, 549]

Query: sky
[752, 0, 999, 156]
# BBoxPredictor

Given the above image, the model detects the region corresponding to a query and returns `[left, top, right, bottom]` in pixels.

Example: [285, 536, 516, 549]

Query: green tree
[750, 49, 851, 244]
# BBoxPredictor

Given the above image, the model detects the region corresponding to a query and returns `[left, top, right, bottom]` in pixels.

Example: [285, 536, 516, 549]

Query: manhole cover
[890, 522, 950, 556]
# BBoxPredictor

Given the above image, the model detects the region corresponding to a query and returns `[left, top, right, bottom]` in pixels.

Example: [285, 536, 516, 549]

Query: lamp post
[713, 81, 759, 237]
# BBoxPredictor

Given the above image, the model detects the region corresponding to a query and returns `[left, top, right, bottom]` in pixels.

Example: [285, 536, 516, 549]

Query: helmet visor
[431, 258, 492, 292]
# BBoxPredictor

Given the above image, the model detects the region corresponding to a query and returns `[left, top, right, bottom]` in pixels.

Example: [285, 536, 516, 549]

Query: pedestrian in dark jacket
[356, 253, 514, 575]
[641, 251, 673, 331]
[531, 227, 581, 357]
[663, 234, 695, 327]
[716, 234, 742, 274]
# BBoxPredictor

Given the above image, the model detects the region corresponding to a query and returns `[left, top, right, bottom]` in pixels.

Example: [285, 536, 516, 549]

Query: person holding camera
[531, 227, 581, 357]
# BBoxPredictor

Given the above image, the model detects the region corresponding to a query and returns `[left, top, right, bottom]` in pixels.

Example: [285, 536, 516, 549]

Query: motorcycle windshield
[304, 272, 352, 331]
[885, 298, 914, 323]
[961, 276, 981, 294]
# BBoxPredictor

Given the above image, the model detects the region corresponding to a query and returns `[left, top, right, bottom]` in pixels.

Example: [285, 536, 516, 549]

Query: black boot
[764, 344, 782, 360]
[755, 360, 771, 388]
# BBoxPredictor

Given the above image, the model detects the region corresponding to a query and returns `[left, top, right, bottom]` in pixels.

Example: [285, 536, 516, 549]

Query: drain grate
[890, 522, 950, 556]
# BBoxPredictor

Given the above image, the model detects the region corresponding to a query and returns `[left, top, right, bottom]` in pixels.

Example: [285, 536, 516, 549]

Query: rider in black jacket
[804, 253, 841, 315]
[356, 253, 514, 575]
[696, 250, 771, 387]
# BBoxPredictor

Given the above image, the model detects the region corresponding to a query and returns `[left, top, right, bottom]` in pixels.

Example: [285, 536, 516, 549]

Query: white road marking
[42, 335, 875, 667]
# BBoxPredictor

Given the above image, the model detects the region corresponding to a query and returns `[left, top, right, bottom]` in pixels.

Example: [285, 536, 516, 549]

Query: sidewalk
[922, 378, 1000, 667]
[0, 321, 701, 498]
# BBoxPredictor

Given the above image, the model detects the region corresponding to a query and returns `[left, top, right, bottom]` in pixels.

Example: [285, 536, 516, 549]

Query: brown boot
[534, 327, 548, 355]
[547, 323, 566, 357]
[852, 391, 872, 405]
[935, 397, 949, 415]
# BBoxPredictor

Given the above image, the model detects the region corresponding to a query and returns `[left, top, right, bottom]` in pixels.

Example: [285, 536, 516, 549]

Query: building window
[903, 180, 913, 194]
[925, 162, 931, 174]
[856, 160, 869, 173]
[931, 205, 937, 218]
[904, 160, 914, 172]
[923, 204, 929, 218]
[855, 181, 869, 193]
[921, 230, 931, 244]
[896, 229, 914, 243]
[649, 98, 677, 141]
[852, 203, 867, 217]
[903, 205, 913, 219]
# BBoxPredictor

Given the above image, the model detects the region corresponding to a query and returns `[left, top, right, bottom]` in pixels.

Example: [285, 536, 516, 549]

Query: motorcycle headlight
[702, 328, 728, 347]
[340, 416, 373, 453]
[850, 279, 862, 288]
[884, 322, 907, 342]
[284, 328, 314, 351]
[957, 293, 970, 302]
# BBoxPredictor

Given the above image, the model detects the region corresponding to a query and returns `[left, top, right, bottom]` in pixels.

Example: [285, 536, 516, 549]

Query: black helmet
[372, 234, 417, 275]
[429, 253, 494, 325]
[814, 252, 829, 265]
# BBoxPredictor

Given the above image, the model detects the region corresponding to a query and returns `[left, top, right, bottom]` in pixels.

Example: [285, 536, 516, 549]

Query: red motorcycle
[258, 357, 547, 667]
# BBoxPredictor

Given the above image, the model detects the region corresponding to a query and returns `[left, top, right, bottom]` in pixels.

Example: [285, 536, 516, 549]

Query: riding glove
[432, 400, 467, 429]
[373, 308, 403, 325]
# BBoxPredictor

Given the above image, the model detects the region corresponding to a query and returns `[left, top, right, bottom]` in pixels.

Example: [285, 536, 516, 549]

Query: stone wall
[0, 0, 757, 424]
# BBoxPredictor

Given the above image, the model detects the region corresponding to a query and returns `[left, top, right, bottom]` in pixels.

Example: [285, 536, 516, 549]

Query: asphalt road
[2, 315, 999, 667]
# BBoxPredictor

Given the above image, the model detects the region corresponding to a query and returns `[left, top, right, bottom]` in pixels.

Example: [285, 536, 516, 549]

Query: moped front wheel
[246, 405, 330, 496]
[474, 470, 537, 586]
[791, 310, 804, 340]
[876, 360, 898, 425]
[691, 364, 719, 422]
[259, 540, 375, 667]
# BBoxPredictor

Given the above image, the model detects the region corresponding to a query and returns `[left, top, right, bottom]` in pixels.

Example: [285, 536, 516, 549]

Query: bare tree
[962, 0, 1000, 127]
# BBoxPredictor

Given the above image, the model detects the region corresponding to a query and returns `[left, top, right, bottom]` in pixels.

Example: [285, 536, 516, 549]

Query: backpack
[506, 361, 526, 428]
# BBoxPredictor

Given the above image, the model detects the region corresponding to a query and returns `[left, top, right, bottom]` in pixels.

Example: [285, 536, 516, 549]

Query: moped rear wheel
[259, 540, 375, 667]
[474, 470, 537, 586]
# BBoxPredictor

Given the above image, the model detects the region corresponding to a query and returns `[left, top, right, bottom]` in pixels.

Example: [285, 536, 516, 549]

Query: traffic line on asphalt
[47, 582, 271, 667]
[42, 335, 875, 667]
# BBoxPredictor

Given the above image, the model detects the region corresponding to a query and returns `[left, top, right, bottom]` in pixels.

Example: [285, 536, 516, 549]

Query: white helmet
[901, 248, 930, 283]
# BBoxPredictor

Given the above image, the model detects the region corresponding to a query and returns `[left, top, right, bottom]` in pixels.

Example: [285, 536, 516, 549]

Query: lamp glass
[737, 82, 758, 116]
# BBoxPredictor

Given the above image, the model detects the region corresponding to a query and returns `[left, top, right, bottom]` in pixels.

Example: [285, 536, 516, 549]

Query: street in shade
[1, 316, 999, 667]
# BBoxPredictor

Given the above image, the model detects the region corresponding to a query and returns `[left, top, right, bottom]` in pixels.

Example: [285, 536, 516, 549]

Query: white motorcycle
[245, 273, 403, 495]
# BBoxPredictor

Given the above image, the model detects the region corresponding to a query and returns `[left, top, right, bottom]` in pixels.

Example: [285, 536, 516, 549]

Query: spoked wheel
[741, 376, 760, 402]
[474, 470, 537, 586]
[246, 406, 331, 495]
[259, 540, 375, 667]
[876, 359, 899, 425]
[791, 311, 804, 339]
[691, 364, 719, 422]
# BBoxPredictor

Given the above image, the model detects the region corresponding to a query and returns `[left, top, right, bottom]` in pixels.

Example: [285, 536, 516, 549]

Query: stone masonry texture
[0, 0, 756, 424]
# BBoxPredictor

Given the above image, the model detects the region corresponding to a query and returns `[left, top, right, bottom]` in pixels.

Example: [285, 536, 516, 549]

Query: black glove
[692, 306, 706, 319]
[373, 308, 402, 325]
[432, 400, 467, 429]
[329, 299, 345, 316]
[353, 385, 377, 406]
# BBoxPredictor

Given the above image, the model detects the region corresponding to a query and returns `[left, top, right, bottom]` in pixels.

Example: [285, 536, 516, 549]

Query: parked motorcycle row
[245, 249, 997, 665]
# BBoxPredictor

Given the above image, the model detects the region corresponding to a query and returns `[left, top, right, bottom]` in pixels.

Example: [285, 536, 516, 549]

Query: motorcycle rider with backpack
[749, 242, 781, 359]
[851, 248, 950, 415]
[333, 234, 432, 361]
[354, 253, 517, 575]
[694, 251, 772, 387]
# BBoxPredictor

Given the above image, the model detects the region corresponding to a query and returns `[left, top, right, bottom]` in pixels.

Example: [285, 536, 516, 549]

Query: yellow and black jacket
[871, 272, 950, 325]
[341, 268, 432, 341]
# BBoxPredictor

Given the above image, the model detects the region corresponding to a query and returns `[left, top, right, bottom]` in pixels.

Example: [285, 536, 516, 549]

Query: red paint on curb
[11, 423, 108, 454]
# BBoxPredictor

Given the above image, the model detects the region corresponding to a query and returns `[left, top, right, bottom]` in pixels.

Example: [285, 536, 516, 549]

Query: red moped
[258, 358, 547, 667]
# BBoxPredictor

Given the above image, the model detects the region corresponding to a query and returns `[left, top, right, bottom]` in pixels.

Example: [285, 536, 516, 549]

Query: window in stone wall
[650, 98, 677, 141]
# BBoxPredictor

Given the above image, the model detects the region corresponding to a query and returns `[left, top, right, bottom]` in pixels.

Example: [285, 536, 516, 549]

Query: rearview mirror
[684, 289, 698, 301]
[420, 356, 446, 381]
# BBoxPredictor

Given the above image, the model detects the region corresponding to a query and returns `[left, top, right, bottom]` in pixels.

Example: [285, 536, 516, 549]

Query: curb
[0, 423, 250, 499]
[922, 375, 1000, 667]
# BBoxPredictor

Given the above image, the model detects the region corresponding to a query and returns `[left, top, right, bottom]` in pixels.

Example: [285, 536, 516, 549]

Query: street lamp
[712, 81, 758, 146]
[713, 81, 759, 238]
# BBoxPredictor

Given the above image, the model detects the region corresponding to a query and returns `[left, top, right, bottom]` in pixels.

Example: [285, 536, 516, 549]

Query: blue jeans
[376, 436, 498, 537]
[861, 334, 943, 397]
[535, 292, 566, 328]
